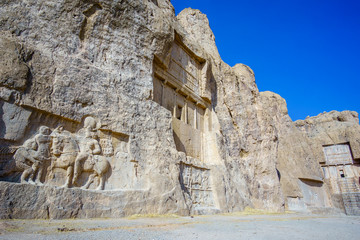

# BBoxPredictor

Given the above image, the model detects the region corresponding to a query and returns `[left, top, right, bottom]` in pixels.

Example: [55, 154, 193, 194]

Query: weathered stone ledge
[0, 181, 186, 219]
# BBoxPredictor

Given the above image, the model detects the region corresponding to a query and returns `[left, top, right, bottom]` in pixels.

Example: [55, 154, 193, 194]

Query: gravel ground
[0, 213, 359, 240]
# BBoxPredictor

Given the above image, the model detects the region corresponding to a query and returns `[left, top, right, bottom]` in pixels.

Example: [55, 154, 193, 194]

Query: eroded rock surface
[0, 0, 359, 218]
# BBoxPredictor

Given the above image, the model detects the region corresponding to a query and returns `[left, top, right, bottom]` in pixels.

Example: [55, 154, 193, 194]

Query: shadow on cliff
[0, 100, 5, 140]
[210, 70, 218, 109]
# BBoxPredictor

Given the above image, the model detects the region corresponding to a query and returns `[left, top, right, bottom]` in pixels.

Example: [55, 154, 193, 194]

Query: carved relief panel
[169, 42, 200, 94]
[323, 143, 353, 165]
[180, 163, 215, 208]
[0, 110, 137, 191]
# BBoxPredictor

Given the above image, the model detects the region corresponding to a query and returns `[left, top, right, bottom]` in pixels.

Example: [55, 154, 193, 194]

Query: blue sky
[171, 0, 360, 121]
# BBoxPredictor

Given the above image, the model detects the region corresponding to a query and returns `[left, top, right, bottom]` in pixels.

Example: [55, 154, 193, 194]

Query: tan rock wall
[1, 0, 359, 218]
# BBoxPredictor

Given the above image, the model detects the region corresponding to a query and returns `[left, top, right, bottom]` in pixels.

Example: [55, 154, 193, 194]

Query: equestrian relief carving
[3, 117, 112, 190]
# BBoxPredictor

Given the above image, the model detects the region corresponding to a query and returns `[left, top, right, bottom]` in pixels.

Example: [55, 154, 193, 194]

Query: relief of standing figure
[31, 126, 52, 184]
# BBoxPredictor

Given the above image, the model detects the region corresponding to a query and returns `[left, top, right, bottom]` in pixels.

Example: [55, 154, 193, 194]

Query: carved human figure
[203, 191, 212, 206]
[31, 126, 52, 184]
[45, 117, 110, 190]
[72, 129, 102, 185]
[9, 126, 52, 184]
[192, 190, 201, 206]
[201, 171, 210, 190]
[13, 138, 39, 183]
[33, 126, 52, 159]
[83, 116, 100, 132]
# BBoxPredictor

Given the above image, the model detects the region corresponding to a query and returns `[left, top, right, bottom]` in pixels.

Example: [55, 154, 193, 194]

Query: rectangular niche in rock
[152, 34, 214, 163]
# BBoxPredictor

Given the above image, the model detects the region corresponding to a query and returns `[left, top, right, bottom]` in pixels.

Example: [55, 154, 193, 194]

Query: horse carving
[50, 126, 110, 190]
[49, 128, 79, 188]
[80, 154, 110, 190]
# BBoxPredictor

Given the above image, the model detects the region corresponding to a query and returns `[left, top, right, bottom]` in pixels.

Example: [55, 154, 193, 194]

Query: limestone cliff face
[0, 0, 359, 218]
[175, 8, 284, 211]
[294, 111, 360, 213]
[0, 0, 188, 218]
[259, 92, 325, 206]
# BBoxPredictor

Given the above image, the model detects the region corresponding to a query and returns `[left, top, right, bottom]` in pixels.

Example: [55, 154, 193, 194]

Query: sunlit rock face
[294, 111, 360, 215]
[0, 0, 359, 219]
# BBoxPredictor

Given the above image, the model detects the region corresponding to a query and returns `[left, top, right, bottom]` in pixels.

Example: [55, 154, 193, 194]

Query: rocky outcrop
[0, 0, 359, 218]
[0, 0, 189, 218]
[295, 111, 360, 161]
[294, 111, 360, 213]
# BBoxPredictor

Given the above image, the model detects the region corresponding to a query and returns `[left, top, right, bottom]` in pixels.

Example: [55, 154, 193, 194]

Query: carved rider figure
[72, 117, 102, 185]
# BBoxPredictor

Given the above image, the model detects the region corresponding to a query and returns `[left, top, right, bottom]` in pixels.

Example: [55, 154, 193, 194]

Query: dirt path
[1, 213, 359, 240]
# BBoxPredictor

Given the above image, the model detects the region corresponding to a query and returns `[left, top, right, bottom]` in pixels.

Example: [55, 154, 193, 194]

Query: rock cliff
[0, 0, 359, 218]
